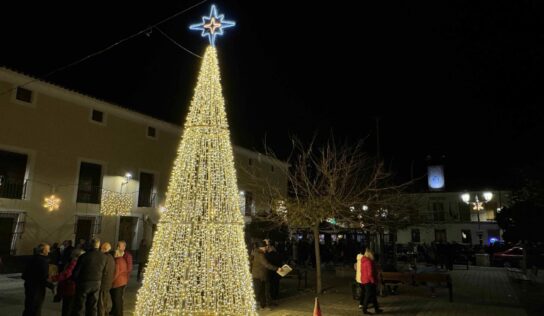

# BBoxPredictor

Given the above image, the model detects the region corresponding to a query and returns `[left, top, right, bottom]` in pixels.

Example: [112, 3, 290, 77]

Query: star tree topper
[189, 5, 235, 47]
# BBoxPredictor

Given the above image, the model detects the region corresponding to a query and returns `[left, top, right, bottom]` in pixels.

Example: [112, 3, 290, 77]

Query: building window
[147, 126, 157, 139]
[0, 150, 28, 199]
[432, 202, 445, 221]
[459, 203, 471, 221]
[91, 109, 104, 123]
[74, 215, 101, 243]
[461, 229, 472, 244]
[239, 191, 254, 216]
[77, 162, 102, 204]
[15, 87, 33, 103]
[411, 229, 420, 243]
[435, 229, 447, 242]
[138, 172, 154, 207]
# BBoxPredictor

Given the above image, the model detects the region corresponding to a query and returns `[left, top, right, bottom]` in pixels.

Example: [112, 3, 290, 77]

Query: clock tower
[426, 154, 446, 191]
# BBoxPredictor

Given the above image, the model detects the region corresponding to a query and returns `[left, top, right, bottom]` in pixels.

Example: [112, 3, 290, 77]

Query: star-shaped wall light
[189, 5, 235, 47]
[43, 195, 61, 212]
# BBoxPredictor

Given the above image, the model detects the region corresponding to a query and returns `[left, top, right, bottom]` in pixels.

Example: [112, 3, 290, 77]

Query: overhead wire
[0, 0, 208, 96]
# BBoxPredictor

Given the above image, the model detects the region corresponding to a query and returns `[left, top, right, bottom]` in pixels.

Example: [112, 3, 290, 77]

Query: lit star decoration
[43, 195, 61, 211]
[100, 190, 133, 216]
[472, 201, 484, 211]
[189, 5, 235, 47]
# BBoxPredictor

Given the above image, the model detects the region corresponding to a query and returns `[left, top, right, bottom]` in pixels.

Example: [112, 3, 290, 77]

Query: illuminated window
[461, 229, 471, 244]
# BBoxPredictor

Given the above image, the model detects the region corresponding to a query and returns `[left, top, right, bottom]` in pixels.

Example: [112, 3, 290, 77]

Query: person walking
[110, 247, 129, 316]
[360, 249, 383, 314]
[71, 238, 107, 316]
[52, 249, 84, 316]
[265, 244, 283, 301]
[98, 242, 115, 316]
[137, 239, 149, 282]
[251, 240, 281, 311]
[22, 243, 53, 316]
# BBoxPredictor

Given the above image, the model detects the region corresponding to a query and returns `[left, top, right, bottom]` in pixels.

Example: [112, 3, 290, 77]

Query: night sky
[1, 1, 543, 190]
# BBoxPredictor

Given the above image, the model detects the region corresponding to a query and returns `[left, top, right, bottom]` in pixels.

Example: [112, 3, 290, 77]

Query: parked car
[492, 246, 523, 267]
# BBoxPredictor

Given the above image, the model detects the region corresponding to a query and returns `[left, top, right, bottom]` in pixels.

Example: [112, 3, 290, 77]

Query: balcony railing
[0, 178, 26, 200]
[76, 185, 102, 204]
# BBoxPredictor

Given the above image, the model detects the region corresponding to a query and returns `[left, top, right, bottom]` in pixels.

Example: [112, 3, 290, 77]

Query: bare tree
[248, 137, 420, 294]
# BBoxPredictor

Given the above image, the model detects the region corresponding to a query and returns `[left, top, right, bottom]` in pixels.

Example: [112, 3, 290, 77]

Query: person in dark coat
[71, 238, 107, 316]
[98, 242, 115, 316]
[60, 240, 74, 271]
[49, 242, 61, 268]
[251, 240, 281, 310]
[52, 249, 85, 316]
[265, 244, 283, 301]
[22, 243, 53, 316]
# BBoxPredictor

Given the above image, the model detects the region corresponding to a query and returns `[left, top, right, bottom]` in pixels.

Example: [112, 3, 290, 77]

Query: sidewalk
[259, 265, 527, 316]
[0, 265, 537, 315]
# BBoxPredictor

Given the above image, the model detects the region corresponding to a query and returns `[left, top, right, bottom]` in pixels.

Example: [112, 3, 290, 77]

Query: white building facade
[0, 68, 288, 256]
[396, 190, 510, 246]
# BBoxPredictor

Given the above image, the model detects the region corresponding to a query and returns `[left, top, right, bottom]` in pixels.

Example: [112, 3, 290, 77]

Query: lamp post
[461, 191, 493, 246]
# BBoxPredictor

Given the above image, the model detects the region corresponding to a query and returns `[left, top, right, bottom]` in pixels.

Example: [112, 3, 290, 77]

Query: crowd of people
[21, 238, 149, 316]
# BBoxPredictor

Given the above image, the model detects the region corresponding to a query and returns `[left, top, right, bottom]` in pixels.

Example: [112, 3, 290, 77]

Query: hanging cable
[0, 0, 208, 96]
[155, 27, 202, 58]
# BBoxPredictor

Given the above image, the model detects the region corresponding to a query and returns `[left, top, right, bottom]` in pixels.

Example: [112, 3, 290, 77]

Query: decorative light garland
[100, 190, 133, 216]
[135, 45, 257, 315]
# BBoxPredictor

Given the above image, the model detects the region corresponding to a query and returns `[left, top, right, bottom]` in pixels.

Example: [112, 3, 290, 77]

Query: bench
[380, 272, 414, 296]
[414, 273, 453, 302]
[379, 271, 453, 302]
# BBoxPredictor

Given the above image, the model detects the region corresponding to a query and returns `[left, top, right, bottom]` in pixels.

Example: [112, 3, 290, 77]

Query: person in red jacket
[110, 248, 129, 316]
[52, 248, 84, 316]
[360, 249, 383, 314]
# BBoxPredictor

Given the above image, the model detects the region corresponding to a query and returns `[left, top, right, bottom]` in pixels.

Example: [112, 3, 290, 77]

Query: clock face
[428, 166, 445, 189]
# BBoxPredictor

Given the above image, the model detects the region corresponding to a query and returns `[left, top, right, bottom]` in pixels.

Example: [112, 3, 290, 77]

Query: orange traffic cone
[313, 297, 322, 316]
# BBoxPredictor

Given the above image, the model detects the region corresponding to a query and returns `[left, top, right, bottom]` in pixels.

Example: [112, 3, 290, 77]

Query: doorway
[75, 218, 93, 244]
[0, 217, 15, 255]
[118, 216, 138, 251]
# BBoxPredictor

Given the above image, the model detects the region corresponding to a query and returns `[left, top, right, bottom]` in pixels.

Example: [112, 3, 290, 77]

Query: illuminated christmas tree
[135, 6, 256, 315]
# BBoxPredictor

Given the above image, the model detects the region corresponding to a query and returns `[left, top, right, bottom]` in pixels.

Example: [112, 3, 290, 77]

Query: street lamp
[460, 191, 493, 246]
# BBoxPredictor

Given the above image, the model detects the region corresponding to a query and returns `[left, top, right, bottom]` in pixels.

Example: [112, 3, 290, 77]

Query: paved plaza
[0, 265, 542, 315]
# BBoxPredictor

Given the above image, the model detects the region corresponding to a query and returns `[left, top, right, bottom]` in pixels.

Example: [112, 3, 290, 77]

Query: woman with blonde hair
[360, 248, 383, 314]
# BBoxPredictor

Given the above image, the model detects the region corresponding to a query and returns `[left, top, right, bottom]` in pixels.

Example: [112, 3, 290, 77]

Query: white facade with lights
[395, 190, 510, 246]
[0, 68, 288, 256]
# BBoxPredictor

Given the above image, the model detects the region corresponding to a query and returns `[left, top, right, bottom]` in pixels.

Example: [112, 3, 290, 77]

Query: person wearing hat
[251, 240, 282, 310]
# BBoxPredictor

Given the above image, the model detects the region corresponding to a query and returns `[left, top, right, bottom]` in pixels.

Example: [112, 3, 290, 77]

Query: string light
[100, 190, 133, 216]
[135, 46, 256, 315]
[43, 195, 61, 211]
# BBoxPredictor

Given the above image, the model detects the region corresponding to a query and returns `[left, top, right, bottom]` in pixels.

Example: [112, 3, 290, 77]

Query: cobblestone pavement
[0, 265, 539, 315]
